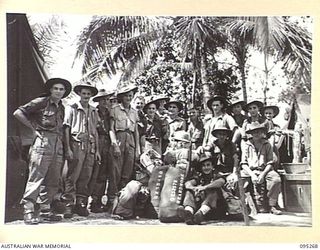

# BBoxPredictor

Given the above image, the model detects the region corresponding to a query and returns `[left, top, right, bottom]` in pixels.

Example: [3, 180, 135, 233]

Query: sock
[199, 205, 211, 215]
[185, 206, 194, 214]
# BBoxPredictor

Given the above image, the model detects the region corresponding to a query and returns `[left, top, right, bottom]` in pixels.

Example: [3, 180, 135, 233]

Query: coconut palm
[74, 16, 171, 86]
[173, 16, 227, 111]
[227, 16, 312, 103]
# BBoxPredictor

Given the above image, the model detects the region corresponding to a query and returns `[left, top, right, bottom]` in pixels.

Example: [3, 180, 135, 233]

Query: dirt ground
[5, 206, 312, 227]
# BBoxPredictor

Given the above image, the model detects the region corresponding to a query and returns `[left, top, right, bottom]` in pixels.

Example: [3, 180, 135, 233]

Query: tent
[278, 93, 311, 163]
[6, 13, 48, 220]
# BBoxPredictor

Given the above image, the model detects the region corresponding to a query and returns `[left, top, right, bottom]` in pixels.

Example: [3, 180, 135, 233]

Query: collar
[246, 138, 269, 147]
[119, 103, 135, 111]
[48, 97, 62, 107]
[75, 101, 96, 112]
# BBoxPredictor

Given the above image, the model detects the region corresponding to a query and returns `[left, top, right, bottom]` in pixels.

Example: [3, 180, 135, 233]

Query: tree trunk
[263, 51, 269, 105]
[239, 62, 248, 103]
[200, 49, 210, 113]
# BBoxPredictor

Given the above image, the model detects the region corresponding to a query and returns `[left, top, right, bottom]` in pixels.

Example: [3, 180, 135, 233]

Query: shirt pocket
[115, 116, 127, 131]
[42, 110, 56, 128]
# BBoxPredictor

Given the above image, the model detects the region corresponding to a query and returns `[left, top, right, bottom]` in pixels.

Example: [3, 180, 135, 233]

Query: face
[232, 104, 242, 115]
[175, 140, 189, 149]
[121, 91, 134, 105]
[202, 160, 214, 174]
[98, 96, 111, 109]
[50, 83, 66, 100]
[110, 98, 118, 105]
[134, 97, 145, 111]
[146, 103, 157, 116]
[248, 104, 259, 117]
[187, 109, 198, 120]
[251, 129, 265, 140]
[215, 131, 228, 142]
[79, 88, 94, 102]
[211, 100, 223, 114]
[264, 108, 274, 120]
[158, 100, 167, 115]
[167, 103, 179, 116]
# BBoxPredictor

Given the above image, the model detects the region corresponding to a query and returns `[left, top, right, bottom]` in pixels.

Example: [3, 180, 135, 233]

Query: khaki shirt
[64, 102, 99, 143]
[167, 116, 186, 139]
[241, 139, 273, 171]
[202, 113, 237, 148]
[110, 104, 139, 133]
[19, 96, 65, 134]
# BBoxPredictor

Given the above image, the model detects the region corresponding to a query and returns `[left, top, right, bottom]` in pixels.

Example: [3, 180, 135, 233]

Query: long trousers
[108, 131, 135, 202]
[183, 189, 220, 211]
[21, 131, 64, 213]
[63, 139, 95, 206]
[90, 137, 111, 204]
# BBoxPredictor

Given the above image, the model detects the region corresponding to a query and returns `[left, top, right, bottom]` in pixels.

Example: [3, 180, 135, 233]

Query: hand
[95, 151, 101, 162]
[257, 173, 265, 184]
[195, 186, 205, 193]
[113, 144, 121, 158]
[196, 146, 204, 155]
[66, 148, 73, 161]
[251, 174, 258, 184]
[226, 173, 238, 189]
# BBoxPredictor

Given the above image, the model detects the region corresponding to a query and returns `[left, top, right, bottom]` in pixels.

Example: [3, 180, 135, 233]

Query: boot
[63, 206, 73, 219]
[74, 203, 89, 217]
[24, 212, 39, 225]
[90, 201, 105, 213]
[193, 210, 205, 225]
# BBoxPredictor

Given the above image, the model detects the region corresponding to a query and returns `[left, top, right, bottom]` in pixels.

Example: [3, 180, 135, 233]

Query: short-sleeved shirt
[18, 96, 65, 134]
[202, 113, 237, 148]
[64, 102, 99, 142]
[211, 140, 237, 174]
[110, 104, 139, 133]
[167, 116, 186, 139]
[241, 138, 274, 171]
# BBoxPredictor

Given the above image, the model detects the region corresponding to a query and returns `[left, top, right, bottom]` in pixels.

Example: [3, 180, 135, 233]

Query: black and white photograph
[5, 12, 313, 231]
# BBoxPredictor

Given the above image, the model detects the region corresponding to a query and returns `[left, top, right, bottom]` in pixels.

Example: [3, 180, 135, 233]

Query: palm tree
[74, 16, 171, 86]
[227, 16, 312, 103]
[173, 17, 227, 111]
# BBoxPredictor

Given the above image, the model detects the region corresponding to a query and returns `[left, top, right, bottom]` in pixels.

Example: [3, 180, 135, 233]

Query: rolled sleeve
[18, 97, 46, 117]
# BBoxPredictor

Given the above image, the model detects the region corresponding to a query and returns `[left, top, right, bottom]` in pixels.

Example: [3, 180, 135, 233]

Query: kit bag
[147, 165, 169, 215]
[159, 165, 187, 223]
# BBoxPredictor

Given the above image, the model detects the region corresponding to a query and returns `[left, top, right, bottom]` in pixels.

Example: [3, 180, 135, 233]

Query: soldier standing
[13, 78, 71, 224]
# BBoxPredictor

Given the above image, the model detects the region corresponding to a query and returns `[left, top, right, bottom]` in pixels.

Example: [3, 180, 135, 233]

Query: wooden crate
[281, 173, 311, 213]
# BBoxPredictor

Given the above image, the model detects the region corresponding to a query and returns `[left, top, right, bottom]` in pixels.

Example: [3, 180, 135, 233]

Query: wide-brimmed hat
[199, 152, 213, 163]
[45, 78, 72, 98]
[143, 96, 160, 113]
[164, 99, 184, 111]
[92, 89, 114, 102]
[172, 131, 191, 143]
[229, 100, 246, 108]
[246, 122, 267, 134]
[262, 105, 280, 118]
[153, 94, 170, 103]
[116, 85, 138, 96]
[243, 100, 264, 112]
[207, 95, 228, 111]
[211, 126, 233, 138]
[73, 82, 98, 96]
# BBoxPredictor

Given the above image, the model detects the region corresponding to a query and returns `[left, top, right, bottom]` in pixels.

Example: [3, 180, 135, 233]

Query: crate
[281, 173, 311, 213]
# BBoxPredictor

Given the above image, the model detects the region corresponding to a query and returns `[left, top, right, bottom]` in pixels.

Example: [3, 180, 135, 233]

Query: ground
[5, 206, 311, 227]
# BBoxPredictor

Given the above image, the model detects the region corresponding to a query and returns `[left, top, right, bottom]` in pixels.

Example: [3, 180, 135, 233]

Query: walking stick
[235, 163, 250, 226]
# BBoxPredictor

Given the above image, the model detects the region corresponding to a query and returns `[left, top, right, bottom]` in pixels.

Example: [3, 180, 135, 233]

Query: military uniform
[90, 105, 112, 209]
[241, 138, 281, 210]
[109, 104, 139, 201]
[63, 102, 99, 208]
[19, 97, 65, 214]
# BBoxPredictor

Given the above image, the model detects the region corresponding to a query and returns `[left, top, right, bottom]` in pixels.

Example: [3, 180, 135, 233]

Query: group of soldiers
[14, 77, 284, 225]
